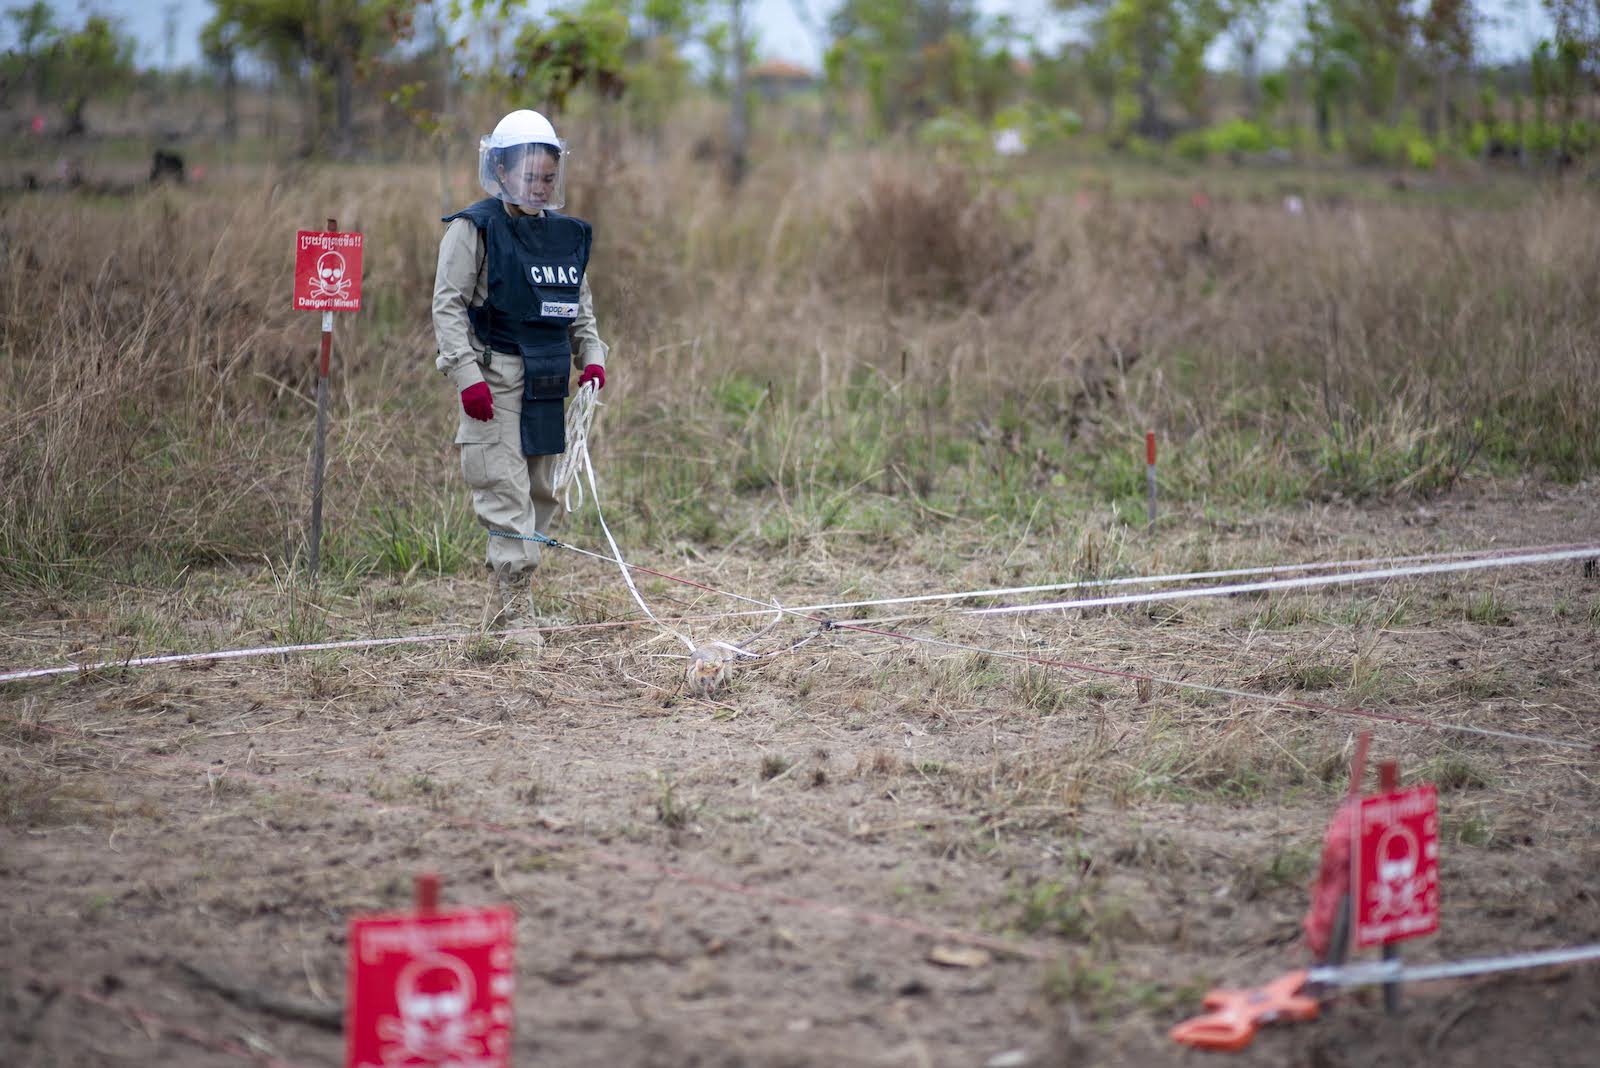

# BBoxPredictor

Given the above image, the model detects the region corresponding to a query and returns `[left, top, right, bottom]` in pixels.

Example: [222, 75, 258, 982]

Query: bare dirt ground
[3, 478, 1598, 1067]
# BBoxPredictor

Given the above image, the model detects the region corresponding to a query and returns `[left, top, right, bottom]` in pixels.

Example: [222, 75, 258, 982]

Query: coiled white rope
[551, 379, 602, 515]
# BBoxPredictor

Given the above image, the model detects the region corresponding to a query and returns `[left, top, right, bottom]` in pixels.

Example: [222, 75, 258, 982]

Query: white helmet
[479, 110, 567, 211]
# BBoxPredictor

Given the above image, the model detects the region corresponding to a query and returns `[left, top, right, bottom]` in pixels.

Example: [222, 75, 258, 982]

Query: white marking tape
[0, 631, 470, 683]
[512, 541, 1599, 628]
[1, 543, 1593, 686]
[777, 543, 1600, 617]
[1309, 942, 1600, 987]
[971, 547, 1600, 617]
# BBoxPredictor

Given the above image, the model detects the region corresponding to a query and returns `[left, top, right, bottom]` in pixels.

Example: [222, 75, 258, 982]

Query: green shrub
[1465, 122, 1490, 156]
[1362, 123, 1406, 164]
[1173, 129, 1210, 161]
[916, 112, 987, 151]
[1405, 137, 1436, 170]
[1206, 117, 1271, 155]
[1027, 105, 1083, 145]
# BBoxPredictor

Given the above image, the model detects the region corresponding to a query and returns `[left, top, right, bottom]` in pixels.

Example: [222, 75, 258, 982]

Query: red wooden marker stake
[308, 216, 335, 582]
[416, 872, 439, 915]
[1332, 731, 1371, 965]
[1145, 432, 1158, 529]
[1349, 732, 1371, 801]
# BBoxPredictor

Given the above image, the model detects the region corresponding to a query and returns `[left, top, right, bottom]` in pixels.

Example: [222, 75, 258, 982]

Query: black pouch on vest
[518, 342, 571, 457]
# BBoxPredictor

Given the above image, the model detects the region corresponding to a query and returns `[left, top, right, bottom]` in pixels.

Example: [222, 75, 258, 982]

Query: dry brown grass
[1, 137, 1596, 594]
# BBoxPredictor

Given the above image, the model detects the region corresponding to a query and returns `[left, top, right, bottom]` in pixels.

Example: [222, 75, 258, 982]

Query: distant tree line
[3, 0, 1596, 167]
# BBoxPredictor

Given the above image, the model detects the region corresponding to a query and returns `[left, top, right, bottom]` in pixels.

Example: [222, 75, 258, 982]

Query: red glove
[578, 364, 605, 391]
[460, 382, 494, 421]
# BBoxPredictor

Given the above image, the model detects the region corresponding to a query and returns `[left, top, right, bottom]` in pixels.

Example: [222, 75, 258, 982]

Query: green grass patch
[363, 500, 478, 580]
[1464, 589, 1514, 627]
[1423, 753, 1493, 792]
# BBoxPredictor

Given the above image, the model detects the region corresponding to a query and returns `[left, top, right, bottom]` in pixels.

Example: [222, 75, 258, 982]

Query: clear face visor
[479, 140, 567, 212]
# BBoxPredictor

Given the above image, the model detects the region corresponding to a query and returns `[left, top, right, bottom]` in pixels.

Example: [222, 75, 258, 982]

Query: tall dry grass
[1, 141, 1595, 589]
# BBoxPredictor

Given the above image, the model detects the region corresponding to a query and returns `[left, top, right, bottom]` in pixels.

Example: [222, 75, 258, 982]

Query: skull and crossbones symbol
[308, 250, 352, 299]
[373, 952, 490, 1064]
[1371, 826, 1426, 920]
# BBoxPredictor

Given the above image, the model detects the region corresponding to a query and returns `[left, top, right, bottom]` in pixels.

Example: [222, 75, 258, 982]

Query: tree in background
[205, 0, 411, 157]
[1303, 0, 1372, 146]
[1541, 0, 1597, 152]
[1058, 0, 1229, 137]
[2, 6, 136, 136]
[1225, 0, 1274, 118]
[3, 1, 56, 104]
[199, 16, 242, 142]
[1312, 0, 1420, 126]
[825, 0, 1014, 133]
[55, 14, 137, 136]
[1418, 0, 1474, 138]
[513, 0, 628, 116]
[724, 0, 751, 186]
[619, 0, 700, 138]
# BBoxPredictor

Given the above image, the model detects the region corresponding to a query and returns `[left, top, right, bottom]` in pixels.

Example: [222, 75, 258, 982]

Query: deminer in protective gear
[432, 109, 609, 645]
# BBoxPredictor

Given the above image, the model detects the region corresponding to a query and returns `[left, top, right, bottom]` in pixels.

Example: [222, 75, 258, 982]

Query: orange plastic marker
[1169, 970, 1319, 1052]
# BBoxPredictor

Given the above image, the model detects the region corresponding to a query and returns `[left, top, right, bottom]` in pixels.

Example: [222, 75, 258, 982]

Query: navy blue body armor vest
[442, 198, 593, 456]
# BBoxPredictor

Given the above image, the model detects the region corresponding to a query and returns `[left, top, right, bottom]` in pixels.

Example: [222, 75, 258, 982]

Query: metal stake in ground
[292, 218, 365, 582]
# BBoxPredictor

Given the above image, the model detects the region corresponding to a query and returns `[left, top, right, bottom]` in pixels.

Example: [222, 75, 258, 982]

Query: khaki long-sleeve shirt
[432, 212, 609, 392]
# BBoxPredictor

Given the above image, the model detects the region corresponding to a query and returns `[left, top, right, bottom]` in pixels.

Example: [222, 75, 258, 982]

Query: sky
[18, 0, 1558, 73]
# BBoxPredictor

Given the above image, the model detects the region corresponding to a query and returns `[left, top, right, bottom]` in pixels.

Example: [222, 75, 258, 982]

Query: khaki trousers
[455, 351, 562, 577]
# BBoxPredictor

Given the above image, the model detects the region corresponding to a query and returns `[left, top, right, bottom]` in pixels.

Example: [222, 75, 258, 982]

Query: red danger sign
[346, 906, 514, 1068]
[1355, 784, 1439, 948]
[295, 230, 363, 311]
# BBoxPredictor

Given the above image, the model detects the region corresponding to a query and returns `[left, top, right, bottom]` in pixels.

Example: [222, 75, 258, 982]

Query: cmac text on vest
[530, 266, 581, 285]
